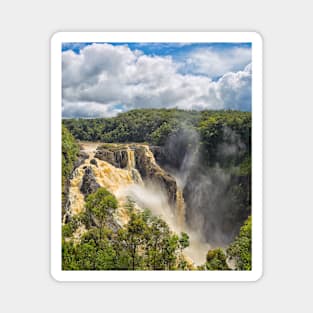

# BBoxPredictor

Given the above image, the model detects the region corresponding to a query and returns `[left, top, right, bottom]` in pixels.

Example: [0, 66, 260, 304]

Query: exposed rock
[95, 148, 128, 168]
[73, 151, 89, 171]
[94, 144, 178, 206]
[80, 166, 100, 197]
[149, 146, 166, 164]
[64, 151, 89, 219]
[150, 144, 191, 171]
[134, 146, 177, 206]
[90, 158, 98, 167]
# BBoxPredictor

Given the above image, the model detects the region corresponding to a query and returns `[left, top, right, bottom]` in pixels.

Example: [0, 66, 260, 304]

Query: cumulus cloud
[62, 43, 251, 117]
[62, 100, 122, 118]
[180, 46, 251, 77]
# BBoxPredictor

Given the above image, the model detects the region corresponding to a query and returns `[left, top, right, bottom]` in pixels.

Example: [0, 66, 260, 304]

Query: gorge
[64, 141, 209, 264]
[62, 109, 252, 270]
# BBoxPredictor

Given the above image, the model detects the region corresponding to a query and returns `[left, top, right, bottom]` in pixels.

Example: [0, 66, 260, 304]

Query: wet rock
[95, 148, 128, 168]
[90, 158, 98, 167]
[134, 146, 177, 206]
[80, 166, 100, 197]
[73, 151, 89, 169]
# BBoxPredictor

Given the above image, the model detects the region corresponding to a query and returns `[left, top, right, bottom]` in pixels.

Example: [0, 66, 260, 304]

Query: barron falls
[64, 141, 209, 265]
[62, 109, 252, 271]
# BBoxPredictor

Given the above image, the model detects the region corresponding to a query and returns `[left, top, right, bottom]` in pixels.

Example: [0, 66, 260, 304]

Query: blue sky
[62, 42, 251, 55]
[62, 42, 252, 118]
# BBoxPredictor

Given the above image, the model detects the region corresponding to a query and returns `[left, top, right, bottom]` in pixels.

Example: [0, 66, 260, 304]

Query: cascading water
[66, 141, 209, 264]
[127, 147, 143, 185]
[176, 187, 185, 229]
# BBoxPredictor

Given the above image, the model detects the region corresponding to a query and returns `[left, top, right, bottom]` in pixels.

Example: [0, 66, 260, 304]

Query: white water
[67, 141, 210, 264]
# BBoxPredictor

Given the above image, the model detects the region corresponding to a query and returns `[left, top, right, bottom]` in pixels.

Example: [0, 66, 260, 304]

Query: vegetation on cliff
[227, 216, 252, 270]
[62, 125, 79, 213]
[62, 188, 191, 270]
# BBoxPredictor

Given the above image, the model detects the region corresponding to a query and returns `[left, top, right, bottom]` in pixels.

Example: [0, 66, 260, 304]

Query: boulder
[80, 166, 100, 197]
[90, 158, 98, 167]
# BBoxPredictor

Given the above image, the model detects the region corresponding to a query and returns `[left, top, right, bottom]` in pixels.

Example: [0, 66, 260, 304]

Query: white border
[51, 32, 263, 282]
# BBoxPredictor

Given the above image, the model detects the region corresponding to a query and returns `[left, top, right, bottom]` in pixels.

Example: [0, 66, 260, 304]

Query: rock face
[94, 144, 178, 206]
[80, 166, 100, 197]
[95, 148, 128, 168]
[134, 146, 177, 206]
[73, 151, 89, 172]
[64, 151, 89, 219]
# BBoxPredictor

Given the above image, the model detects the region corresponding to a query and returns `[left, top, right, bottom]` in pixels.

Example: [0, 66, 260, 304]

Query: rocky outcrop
[73, 151, 89, 172]
[94, 144, 178, 206]
[90, 158, 98, 167]
[134, 146, 177, 206]
[80, 166, 100, 197]
[95, 147, 128, 168]
[64, 151, 89, 220]
[149, 146, 166, 165]
[149, 145, 183, 170]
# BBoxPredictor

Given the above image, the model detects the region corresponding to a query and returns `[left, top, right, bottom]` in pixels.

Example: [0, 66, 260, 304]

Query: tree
[117, 211, 149, 270]
[205, 248, 229, 270]
[177, 232, 190, 270]
[227, 216, 252, 270]
[62, 125, 79, 214]
[85, 188, 118, 239]
[146, 215, 171, 270]
[75, 243, 97, 270]
[62, 239, 79, 270]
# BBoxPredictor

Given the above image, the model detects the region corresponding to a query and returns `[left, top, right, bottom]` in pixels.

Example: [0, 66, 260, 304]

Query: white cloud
[62, 43, 251, 117]
[180, 46, 251, 77]
[62, 100, 122, 118]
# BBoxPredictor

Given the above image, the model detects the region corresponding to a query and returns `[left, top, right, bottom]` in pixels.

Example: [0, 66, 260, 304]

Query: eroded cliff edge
[94, 144, 178, 207]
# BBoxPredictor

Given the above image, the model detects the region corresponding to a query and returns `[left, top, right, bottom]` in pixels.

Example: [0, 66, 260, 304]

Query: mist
[119, 181, 210, 264]
[115, 123, 249, 263]
[161, 123, 249, 247]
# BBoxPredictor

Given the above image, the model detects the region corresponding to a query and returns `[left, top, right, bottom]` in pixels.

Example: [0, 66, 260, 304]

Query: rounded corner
[250, 267, 264, 282]
[250, 31, 263, 46]
[50, 269, 64, 283]
[50, 31, 63, 45]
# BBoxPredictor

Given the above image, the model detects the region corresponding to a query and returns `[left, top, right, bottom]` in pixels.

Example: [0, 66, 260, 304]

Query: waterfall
[176, 187, 186, 229]
[127, 147, 136, 169]
[67, 142, 138, 225]
[65, 142, 209, 264]
[127, 147, 143, 185]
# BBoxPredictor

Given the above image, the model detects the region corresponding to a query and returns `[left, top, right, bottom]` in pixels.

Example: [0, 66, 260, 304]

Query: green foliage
[62, 125, 79, 179]
[62, 239, 79, 270]
[197, 110, 251, 167]
[62, 195, 190, 270]
[62, 222, 76, 238]
[85, 188, 118, 238]
[63, 109, 250, 169]
[205, 248, 230, 270]
[227, 216, 252, 270]
[63, 108, 201, 145]
[85, 188, 118, 223]
[62, 214, 82, 238]
[62, 125, 79, 211]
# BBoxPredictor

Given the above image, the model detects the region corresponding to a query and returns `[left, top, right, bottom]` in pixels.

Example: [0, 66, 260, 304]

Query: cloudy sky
[62, 42, 251, 118]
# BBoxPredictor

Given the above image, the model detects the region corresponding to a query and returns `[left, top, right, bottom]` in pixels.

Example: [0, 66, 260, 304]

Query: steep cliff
[64, 141, 207, 264]
[94, 144, 178, 206]
[134, 145, 177, 207]
[95, 147, 128, 169]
